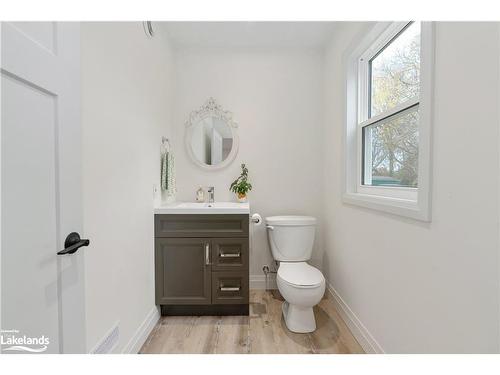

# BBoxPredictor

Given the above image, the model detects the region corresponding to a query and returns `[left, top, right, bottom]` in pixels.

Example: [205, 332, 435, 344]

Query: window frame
[342, 22, 434, 221]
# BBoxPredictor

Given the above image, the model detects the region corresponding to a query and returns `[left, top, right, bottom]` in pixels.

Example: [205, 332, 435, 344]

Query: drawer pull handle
[220, 286, 240, 292]
[205, 243, 210, 265]
[219, 252, 241, 258]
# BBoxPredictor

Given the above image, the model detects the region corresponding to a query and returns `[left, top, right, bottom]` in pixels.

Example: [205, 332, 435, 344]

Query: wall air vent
[90, 322, 120, 354]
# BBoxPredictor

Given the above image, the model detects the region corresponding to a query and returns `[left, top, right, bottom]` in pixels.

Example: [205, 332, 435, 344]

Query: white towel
[161, 151, 168, 191]
[166, 152, 176, 196]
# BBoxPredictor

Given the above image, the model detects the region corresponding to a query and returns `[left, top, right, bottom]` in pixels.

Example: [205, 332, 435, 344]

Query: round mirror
[185, 98, 239, 170]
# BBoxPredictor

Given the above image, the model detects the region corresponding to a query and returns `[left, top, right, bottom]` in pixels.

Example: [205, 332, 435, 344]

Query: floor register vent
[91, 322, 120, 354]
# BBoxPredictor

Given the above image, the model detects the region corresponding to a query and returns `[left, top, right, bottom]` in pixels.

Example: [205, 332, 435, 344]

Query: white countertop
[154, 201, 250, 215]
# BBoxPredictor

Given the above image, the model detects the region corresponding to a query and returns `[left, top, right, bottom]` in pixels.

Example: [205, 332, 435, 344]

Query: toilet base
[282, 301, 317, 333]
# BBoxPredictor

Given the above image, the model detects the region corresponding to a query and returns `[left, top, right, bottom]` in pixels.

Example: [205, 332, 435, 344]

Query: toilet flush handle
[266, 225, 274, 231]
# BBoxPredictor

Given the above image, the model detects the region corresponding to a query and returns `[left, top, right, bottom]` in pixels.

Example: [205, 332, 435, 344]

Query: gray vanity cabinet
[155, 214, 249, 315]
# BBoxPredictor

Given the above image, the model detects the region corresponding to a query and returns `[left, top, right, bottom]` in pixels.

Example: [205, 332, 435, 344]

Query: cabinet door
[155, 238, 211, 305]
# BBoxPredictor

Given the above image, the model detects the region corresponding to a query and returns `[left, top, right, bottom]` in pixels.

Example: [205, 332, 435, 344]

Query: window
[343, 22, 434, 221]
[362, 105, 419, 188]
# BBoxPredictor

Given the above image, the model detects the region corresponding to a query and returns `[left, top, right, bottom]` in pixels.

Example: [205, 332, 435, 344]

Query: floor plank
[140, 290, 364, 354]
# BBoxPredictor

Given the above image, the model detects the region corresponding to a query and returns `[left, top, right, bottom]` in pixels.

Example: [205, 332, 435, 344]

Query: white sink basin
[154, 201, 250, 214]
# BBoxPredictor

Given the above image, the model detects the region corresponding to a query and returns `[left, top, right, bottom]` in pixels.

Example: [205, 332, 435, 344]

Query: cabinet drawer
[211, 238, 248, 271]
[211, 271, 249, 305]
[155, 214, 249, 238]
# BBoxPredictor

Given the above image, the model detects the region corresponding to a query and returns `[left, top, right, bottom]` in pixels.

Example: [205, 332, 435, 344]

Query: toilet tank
[265, 216, 316, 262]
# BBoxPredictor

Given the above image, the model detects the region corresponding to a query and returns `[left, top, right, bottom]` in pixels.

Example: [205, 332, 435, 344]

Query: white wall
[81, 22, 174, 352]
[323, 22, 500, 353]
[172, 48, 325, 283]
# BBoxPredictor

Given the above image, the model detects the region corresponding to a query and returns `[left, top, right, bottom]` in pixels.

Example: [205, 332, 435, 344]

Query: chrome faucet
[207, 187, 215, 203]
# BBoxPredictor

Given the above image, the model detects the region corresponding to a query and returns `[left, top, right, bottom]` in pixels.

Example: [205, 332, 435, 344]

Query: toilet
[265, 215, 325, 333]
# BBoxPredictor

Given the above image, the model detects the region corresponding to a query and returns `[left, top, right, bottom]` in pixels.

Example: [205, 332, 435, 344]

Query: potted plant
[230, 163, 252, 203]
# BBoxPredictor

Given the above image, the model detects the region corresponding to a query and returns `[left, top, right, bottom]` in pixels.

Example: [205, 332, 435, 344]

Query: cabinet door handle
[220, 286, 240, 292]
[219, 252, 241, 258]
[205, 242, 210, 265]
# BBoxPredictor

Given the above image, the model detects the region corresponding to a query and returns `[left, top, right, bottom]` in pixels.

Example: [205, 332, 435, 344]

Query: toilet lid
[278, 263, 324, 287]
[266, 216, 316, 226]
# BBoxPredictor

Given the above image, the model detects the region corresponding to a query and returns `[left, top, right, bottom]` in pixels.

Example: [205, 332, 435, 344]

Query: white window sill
[342, 192, 430, 221]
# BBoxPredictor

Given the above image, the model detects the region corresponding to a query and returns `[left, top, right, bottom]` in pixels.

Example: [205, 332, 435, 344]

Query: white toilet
[265, 215, 325, 333]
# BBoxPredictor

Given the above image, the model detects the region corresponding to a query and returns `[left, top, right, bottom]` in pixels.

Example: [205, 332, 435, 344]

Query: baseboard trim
[250, 274, 277, 290]
[122, 306, 160, 354]
[325, 281, 384, 354]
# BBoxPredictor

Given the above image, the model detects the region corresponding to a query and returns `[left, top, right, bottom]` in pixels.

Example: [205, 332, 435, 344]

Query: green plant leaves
[230, 163, 253, 195]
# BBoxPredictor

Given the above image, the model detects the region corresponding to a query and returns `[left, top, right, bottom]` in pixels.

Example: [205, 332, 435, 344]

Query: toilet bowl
[265, 215, 325, 333]
[277, 262, 325, 333]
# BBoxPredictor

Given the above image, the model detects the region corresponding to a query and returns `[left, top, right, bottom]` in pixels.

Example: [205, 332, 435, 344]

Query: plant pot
[237, 193, 247, 203]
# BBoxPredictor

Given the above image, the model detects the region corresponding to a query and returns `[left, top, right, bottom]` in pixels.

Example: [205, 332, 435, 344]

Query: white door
[1, 22, 86, 353]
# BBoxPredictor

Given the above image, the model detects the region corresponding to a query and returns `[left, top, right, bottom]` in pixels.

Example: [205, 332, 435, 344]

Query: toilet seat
[277, 262, 324, 289]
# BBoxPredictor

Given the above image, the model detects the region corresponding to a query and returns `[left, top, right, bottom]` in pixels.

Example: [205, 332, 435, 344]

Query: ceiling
[161, 22, 336, 49]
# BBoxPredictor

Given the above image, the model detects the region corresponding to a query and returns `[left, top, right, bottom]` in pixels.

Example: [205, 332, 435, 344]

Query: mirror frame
[184, 97, 240, 170]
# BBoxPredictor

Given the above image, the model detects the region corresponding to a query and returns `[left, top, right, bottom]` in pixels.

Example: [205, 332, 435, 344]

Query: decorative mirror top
[185, 97, 238, 129]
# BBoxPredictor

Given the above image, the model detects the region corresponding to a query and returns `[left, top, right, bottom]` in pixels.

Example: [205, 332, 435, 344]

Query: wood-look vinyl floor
[140, 290, 364, 354]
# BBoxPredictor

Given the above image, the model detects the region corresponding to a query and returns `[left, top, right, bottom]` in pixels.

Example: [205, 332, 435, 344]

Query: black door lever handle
[58, 232, 90, 255]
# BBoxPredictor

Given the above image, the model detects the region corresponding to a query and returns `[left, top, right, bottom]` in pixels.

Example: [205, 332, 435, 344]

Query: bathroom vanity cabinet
[154, 214, 249, 315]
